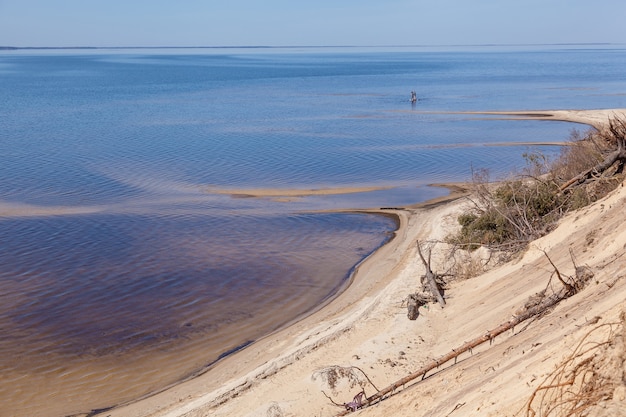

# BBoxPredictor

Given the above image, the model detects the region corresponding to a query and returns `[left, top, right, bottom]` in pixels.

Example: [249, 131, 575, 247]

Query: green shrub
[446, 118, 626, 274]
[448, 125, 624, 253]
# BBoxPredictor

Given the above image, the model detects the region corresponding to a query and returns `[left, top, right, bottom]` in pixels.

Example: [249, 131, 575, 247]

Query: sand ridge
[417, 108, 626, 130]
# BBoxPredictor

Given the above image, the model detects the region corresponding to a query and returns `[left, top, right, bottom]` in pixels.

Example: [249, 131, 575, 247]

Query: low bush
[448, 124, 625, 253]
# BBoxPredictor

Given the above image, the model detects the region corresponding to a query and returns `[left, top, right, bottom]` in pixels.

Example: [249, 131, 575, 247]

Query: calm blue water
[1, 46, 626, 416]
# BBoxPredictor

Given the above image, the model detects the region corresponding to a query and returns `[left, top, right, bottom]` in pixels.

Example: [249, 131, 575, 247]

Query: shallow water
[1, 46, 626, 416]
[0, 212, 394, 416]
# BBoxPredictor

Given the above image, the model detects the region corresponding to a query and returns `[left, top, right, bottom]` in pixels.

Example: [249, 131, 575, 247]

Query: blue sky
[1, 0, 625, 47]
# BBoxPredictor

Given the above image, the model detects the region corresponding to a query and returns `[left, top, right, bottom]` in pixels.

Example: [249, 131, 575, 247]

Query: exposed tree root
[521, 312, 625, 417]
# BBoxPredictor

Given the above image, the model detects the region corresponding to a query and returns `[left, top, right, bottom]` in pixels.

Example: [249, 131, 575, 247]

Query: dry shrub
[312, 366, 378, 397]
[551, 129, 606, 184]
[266, 403, 284, 417]
[452, 256, 485, 280]
[447, 167, 568, 252]
[522, 312, 626, 417]
[552, 127, 625, 208]
[448, 125, 625, 254]
[446, 245, 498, 280]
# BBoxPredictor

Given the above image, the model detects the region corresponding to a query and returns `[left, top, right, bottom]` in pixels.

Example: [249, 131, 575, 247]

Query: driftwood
[406, 241, 445, 319]
[416, 241, 446, 307]
[336, 252, 593, 415]
[406, 293, 426, 320]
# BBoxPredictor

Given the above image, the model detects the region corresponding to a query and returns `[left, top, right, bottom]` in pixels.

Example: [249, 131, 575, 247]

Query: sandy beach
[104, 109, 626, 417]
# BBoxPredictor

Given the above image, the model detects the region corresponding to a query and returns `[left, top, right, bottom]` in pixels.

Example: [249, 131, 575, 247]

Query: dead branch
[416, 240, 446, 307]
[335, 251, 592, 415]
[560, 117, 626, 192]
[541, 250, 575, 296]
[350, 366, 380, 392]
[322, 391, 346, 408]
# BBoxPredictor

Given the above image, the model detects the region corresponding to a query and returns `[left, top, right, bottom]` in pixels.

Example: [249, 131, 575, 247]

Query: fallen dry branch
[335, 251, 593, 415]
[416, 240, 446, 307]
[406, 241, 446, 320]
[560, 117, 626, 192]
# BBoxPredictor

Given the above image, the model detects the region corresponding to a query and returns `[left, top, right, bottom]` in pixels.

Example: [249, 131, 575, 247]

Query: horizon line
[0, 42, 622, 51]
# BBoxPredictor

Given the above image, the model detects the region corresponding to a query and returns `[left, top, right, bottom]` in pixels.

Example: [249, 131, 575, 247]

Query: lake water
[1, 45, 625, 417]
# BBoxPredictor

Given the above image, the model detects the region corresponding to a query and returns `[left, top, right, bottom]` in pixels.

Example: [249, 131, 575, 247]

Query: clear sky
[1, 0, 625, 47]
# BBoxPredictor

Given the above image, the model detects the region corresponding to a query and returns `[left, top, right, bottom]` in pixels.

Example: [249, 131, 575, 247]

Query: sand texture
[105, 109, 626, 417]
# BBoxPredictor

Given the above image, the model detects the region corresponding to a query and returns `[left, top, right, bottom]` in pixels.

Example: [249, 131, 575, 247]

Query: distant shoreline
[1, 42, 622, 51]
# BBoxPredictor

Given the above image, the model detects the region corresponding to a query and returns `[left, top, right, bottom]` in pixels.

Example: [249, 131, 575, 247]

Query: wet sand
[205, 185, 396, 199]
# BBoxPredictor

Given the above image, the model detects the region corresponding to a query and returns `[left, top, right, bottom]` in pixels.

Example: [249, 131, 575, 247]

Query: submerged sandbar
[205, 185, 395, 199]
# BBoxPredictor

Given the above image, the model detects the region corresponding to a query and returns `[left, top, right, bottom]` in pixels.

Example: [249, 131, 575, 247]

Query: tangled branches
[449, 116, 626, 254]
[522, 313, 626, 417]
[559, 117, 626, 192]
[312, 365, 380, 411]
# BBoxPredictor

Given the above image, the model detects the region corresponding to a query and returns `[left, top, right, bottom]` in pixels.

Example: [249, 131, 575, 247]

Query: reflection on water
[2, 47, 625, 416]
[0, 211, 395, 416]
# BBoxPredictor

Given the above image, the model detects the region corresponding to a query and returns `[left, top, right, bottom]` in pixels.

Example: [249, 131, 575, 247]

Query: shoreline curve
[103, 108, 626, 417]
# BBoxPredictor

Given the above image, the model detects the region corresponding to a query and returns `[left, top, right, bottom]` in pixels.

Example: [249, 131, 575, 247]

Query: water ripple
[2, 48, 623, 416]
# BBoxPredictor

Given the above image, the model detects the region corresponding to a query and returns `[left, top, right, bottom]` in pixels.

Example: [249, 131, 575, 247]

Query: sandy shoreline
[106, 200, 462, 417]
[104, 109, 626, 417]
[416, 108, 626, 130]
